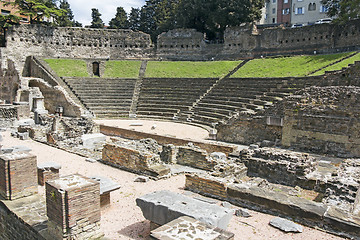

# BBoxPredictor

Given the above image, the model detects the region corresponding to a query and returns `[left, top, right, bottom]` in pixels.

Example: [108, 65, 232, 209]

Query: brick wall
[0, 200, 46, 240]
[177, 147, 216, 171]
[100, 125, 235, 155]
[185, 174, 228, 199]
[0, 152, 38, 200]
[102, 143, 153, 172]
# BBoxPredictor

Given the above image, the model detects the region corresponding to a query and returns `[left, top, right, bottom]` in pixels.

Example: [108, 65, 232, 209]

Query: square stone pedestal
[37, 162, 61, 186]
[0, 152, 37, 200]
[46, 174, 103, 240]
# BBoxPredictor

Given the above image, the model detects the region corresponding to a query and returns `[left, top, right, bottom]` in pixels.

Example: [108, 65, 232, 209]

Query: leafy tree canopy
[321, 0, 360, 22]
[109, 7, 129, 29]
[90, 8, 104, 28]
[5, 0, 66, 24]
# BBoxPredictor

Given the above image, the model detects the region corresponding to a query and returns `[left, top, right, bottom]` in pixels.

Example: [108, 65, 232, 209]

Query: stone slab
[136, 190, 233, 229]
[150, 216, 234, 240]
[37, 162, 61, 170]
[90, 176, 120, 195]
[81, 133, 106, 149]
[269, 217, 303, 233]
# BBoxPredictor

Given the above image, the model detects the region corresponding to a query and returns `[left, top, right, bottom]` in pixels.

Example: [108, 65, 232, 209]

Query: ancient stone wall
[0, 59, 20, 103]
[282, 86, 360, 157]
[157, 20, 360, 60]
[3, 24, 153, 72]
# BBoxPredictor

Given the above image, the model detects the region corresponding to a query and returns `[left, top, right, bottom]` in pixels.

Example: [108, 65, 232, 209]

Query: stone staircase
[63, 77, 137, 118]
[129, 60, 148, 117]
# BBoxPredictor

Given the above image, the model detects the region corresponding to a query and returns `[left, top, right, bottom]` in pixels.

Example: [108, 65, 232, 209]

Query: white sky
[67, 0, 145, 26]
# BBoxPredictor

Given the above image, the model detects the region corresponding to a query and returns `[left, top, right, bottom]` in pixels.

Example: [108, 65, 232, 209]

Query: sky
[67, 0, 146, 26]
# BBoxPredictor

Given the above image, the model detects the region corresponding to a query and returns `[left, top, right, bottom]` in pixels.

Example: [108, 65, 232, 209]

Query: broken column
[0, 152, 38, 200]
[46, 174, 102, 240]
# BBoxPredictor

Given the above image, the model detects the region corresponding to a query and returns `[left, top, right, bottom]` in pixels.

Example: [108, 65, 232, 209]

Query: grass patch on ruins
[145, 61, 242, 78]
[44, 59, 89, 77]
[311, 52, 360, 75]
[103, 60, 142, 78]
[231, 52, 353, 78]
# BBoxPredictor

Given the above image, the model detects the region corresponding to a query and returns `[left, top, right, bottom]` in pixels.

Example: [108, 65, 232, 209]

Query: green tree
[56, 0, 74, 26]
[128, 7, 141, 31]
[321, 0, 360, 22]
[109, 7, 129, 29]
[90, 8, 104, 28]
[5, 0, 66, 24]
[139, 0, 177, 42]
[175, 0, 264, 40]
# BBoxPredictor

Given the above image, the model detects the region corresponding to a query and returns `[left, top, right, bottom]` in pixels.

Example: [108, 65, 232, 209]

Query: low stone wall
[185, 174, 360, 239]
[0, 196, 47, 240]
[177, 147, 216, 171]
[100, 125, 235, 155]
[185, 174, 228, 199]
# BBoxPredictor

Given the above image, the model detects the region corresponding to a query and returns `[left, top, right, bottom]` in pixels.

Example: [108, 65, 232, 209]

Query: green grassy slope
[44, 59, 89, 77]
[231, 52, 353, 78]
[311, 52, 360, 75]
[145, 61, 241, 78]
[103, 60, 142, 78]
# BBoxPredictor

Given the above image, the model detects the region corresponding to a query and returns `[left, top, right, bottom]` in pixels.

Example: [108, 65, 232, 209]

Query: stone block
[0, 152, 38, 200]
[81, 133, 106, 149]
[136, 190, 233, 229]
[46, 174, 102, 240]
[151, 216, 234, 240]
[18, 132, 29, 140]
[90, 176, 120, 207]
[37, 162, 61, 186]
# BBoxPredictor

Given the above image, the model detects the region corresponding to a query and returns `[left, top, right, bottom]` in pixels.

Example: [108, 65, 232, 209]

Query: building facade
[261, 0, 331, 26]
[0, 0, 29, 23]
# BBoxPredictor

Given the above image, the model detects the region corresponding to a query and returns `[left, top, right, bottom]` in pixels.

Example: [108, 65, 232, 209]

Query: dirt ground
[94, 119, 210, 141]
[2, 125, 345, 240]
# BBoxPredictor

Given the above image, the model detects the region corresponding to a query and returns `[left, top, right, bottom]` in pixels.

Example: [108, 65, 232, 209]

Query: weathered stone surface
[136, 190, 233, 229]
[151, 216, 235, 240]
[269, 217, 303, 233]
[134, 176, 150, 182]
[81, 133, 106, 149]
[235, 208, 251, 218]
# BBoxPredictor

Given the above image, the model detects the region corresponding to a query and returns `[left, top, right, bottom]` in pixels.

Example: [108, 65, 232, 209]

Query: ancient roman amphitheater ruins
[0, 20, 360, 239]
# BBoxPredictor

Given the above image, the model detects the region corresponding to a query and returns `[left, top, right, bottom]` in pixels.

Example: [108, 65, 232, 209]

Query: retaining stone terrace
[136, 78, 217, 120]
[63, 77, 137, 118]
[0, 152, 38, 200]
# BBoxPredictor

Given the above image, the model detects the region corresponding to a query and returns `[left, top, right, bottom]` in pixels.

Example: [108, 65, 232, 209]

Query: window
[265, 14, 268, 20]
[296, 7, 305, 14]
[284, 0, 288, 3]
[308, 3, 316, 11]
[272, 8, 276, 14]
[272, 0, 276, 3]
[282, 8, 290, 15]
[320, 5, 328, 12]
[272, 18, 276, 23]
[1, 9, 10, 15]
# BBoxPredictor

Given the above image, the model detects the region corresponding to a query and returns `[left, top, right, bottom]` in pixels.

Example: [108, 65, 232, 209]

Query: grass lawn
[145, 61, 242, 78]
[311, 52, 360, 75]
[103, 60, 142, 78]
[231, 52, 353, 78]
[44, 59, 89, 77]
